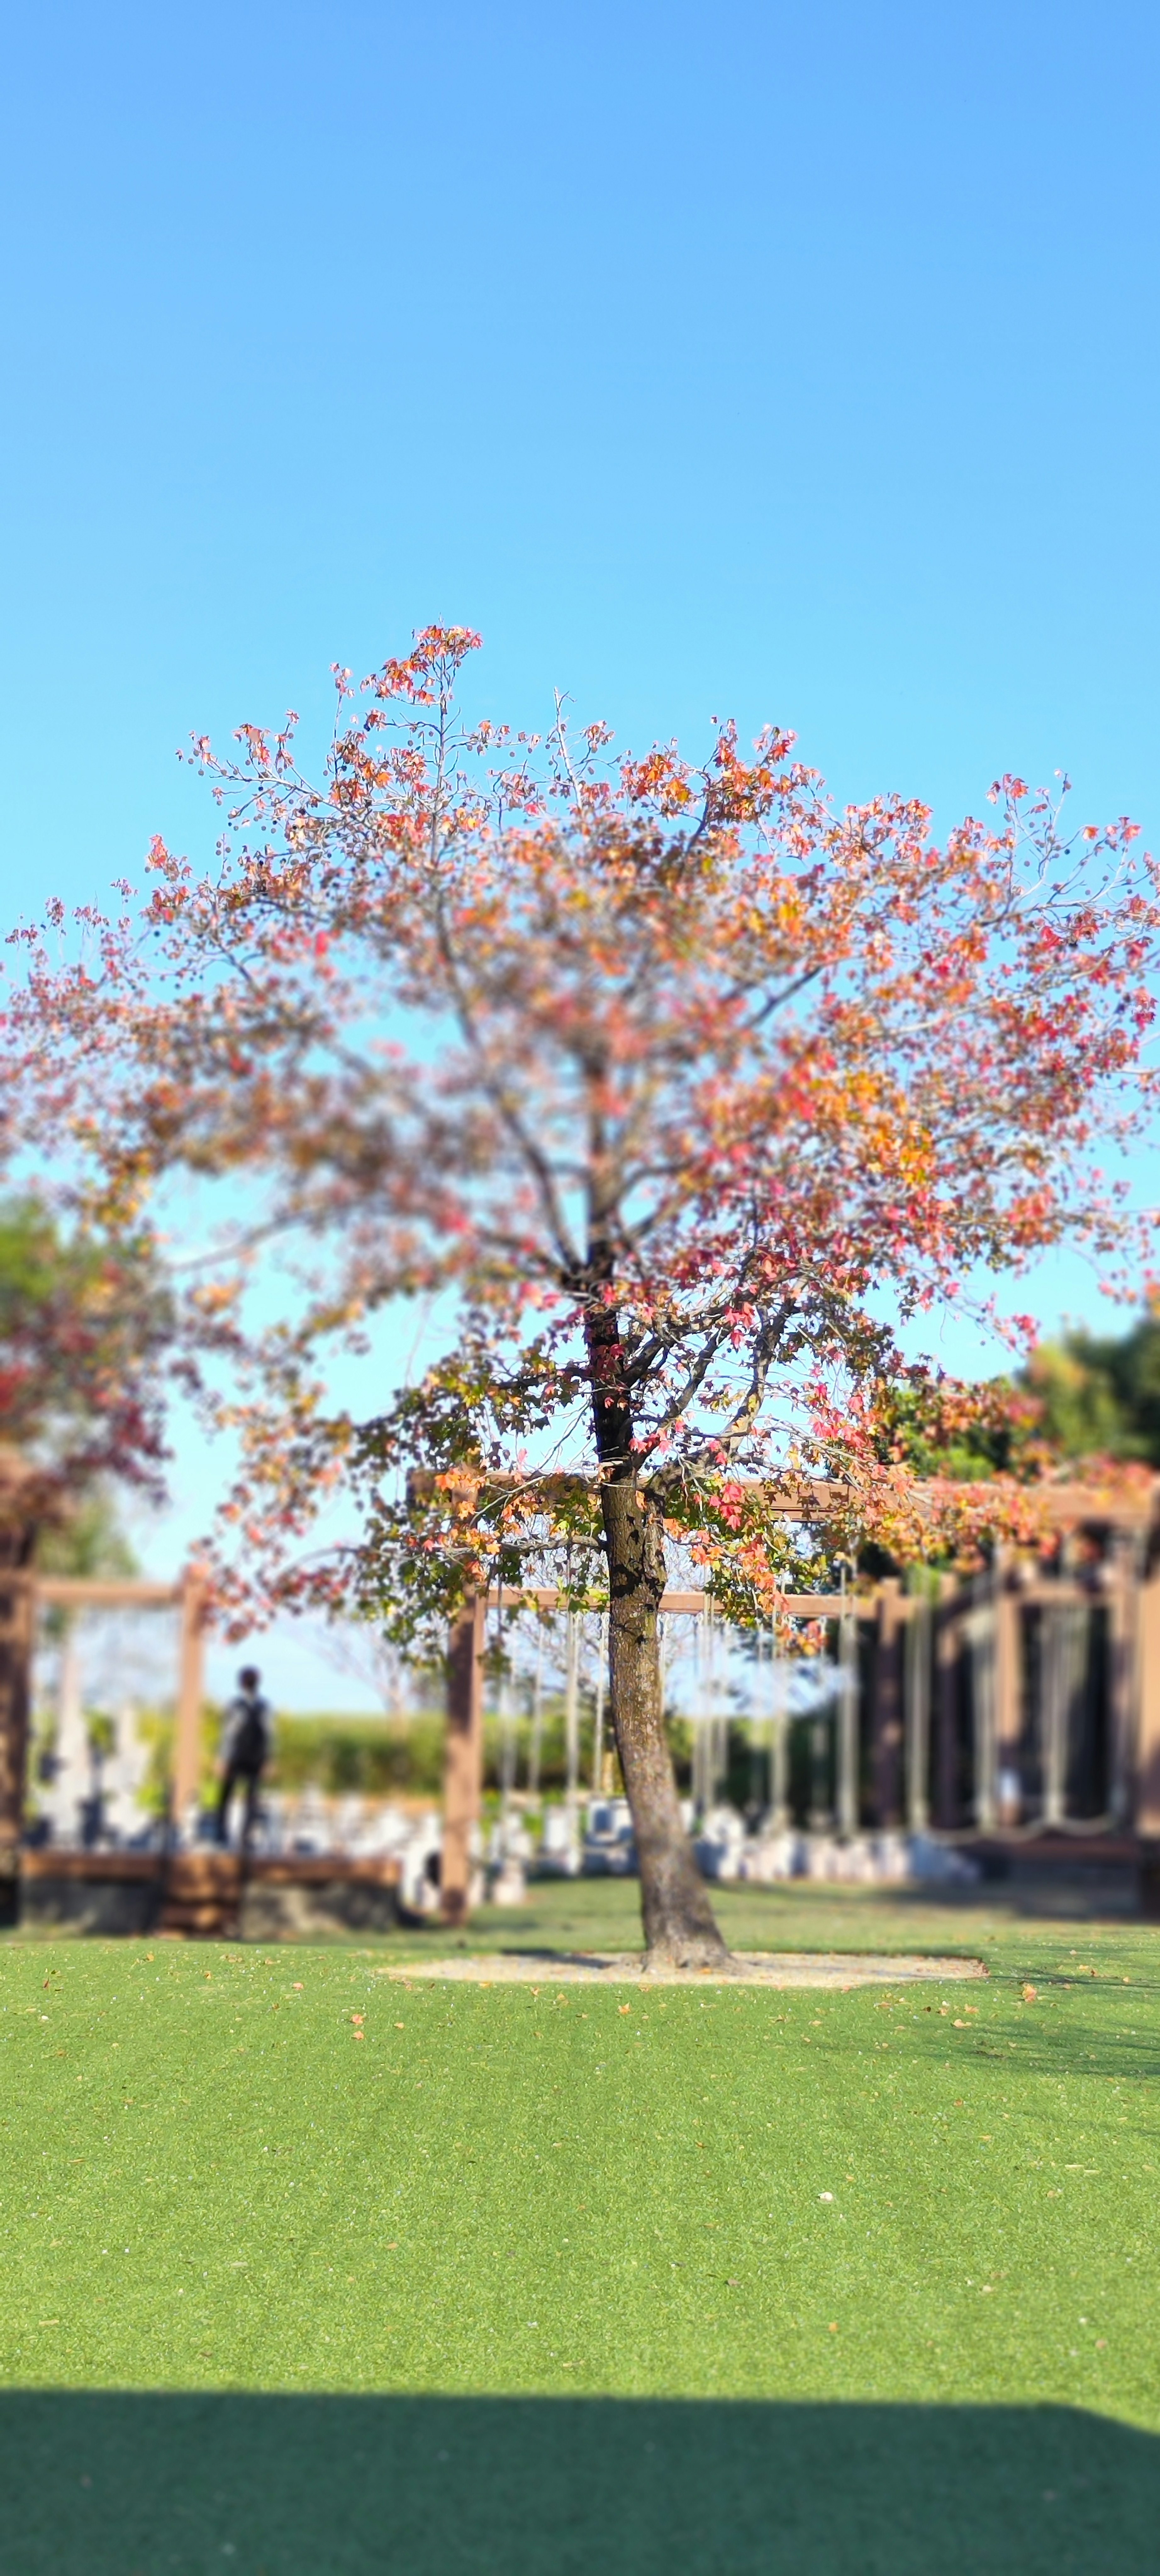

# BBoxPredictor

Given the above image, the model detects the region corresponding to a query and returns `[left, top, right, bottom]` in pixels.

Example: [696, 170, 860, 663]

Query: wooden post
[1106, 1541, 1138, 1829]
[1135, 1563, 1160, 1824]
[874, 1578, 904, 1828]
[0, 1569, 35, 1905]
[0, 1452, 42, 1913]
[905, 1585, 931, 1833]
[934, 1573, 960, 1828]
[1137, 1559, 1160, 1914]
[969, 1580, 997, 1832]
[172, 1572, 208, 1829]
[835, 1601, 859, 1840]
[441, 1590, 486, 1925]
[994, 1554, 1022, 1825]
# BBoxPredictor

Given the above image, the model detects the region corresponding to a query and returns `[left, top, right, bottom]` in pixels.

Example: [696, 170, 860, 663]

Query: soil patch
[381, 1948, 987, 1986]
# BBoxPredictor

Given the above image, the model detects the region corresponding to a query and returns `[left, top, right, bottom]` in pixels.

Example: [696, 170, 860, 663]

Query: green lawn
[1, 1883, 1158, 2572]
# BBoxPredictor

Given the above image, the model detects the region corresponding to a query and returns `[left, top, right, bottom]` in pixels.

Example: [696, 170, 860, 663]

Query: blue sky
[2, 0, 1157, 1702]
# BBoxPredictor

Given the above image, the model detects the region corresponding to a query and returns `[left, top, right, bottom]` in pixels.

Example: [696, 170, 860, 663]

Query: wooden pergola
[425, 1469, 1160, 1924]
[0, 1559, 208, 1890]
[3, 1454, 1160, 1934]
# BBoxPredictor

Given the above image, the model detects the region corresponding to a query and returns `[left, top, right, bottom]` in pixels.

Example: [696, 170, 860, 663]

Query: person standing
[215, 1666, 273, 1851]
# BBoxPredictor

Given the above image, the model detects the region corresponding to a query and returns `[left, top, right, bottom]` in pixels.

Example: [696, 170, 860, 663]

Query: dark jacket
[220, 1693, 274, 1774]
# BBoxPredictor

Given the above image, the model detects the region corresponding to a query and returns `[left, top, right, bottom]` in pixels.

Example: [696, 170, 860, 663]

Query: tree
[0, 1194, 171, 1511]
[1023, 1316, 1160, 1465]
[7, 630, 1159, 1963]
[0, 1193, 169, 1870]
[35, 1493, 139, 1586]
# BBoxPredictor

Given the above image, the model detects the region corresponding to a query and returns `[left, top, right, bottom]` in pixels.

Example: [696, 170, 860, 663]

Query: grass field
[1, 1880, 1157, 2572]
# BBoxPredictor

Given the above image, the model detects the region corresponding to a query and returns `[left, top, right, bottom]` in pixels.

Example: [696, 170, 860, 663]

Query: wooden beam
[409, 1470, 862, 1516]
[1035, 1481, 1160, 1531]
[441, 1591, 487, 1927]
[496, 1586, 736, 1615]
[494, 1586, 869, 1619]
[34, 1578, 182, 1609]
[409, 1467, 1160, 1533]
[1010, 1580, 1097, 1607]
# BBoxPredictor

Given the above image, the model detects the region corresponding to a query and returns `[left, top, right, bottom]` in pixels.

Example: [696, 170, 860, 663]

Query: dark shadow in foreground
[0, 2393, 1157, 2574]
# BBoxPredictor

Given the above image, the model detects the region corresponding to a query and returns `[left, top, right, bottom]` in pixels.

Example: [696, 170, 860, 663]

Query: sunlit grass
[1, 1886, 1157, 2427]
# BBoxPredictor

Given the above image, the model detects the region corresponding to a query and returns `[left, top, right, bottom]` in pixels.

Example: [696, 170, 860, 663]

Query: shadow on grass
[0, 2393, 1156, 2574]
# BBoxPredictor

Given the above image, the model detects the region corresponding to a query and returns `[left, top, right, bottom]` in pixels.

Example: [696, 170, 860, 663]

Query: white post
[1042, 1603, 1066, 1829]
[714, 1620, 730, 1804]
[770, 1632, 789, 1830]
[529, 1623, 544, 1799]
[499, 1667, 516, 1827]
[703, 1602, 726, 1807]
[692, 1613, 705, 1814]
[753, 1629, 765, 1810]
[44, 1620, 90, 1847]
[592, 1611, 608, 1794]
[564, 1612, 580, 1855]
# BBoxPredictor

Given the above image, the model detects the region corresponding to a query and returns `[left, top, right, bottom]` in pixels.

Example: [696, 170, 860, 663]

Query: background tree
[7, 630, 1159, 1964]
[0, 1193, 171, 1515]
[1022, 1316, 1160, 1465]
[0, 1192, 169, 1870]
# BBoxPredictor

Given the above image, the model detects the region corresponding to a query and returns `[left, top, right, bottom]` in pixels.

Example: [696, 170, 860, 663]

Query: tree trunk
[582, 1173, 729, 1969]
[600, 1479, 729, 1969]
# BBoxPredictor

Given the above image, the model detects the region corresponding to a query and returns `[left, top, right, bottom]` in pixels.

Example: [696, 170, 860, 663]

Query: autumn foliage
[4, 625, 1158, 1956]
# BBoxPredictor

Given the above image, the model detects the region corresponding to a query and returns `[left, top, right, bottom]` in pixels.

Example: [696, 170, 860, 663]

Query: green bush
[268, 1712, 446, 1800]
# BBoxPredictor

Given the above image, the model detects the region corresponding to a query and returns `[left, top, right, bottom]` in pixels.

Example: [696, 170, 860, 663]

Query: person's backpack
[231, 1696, 268, 1772]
